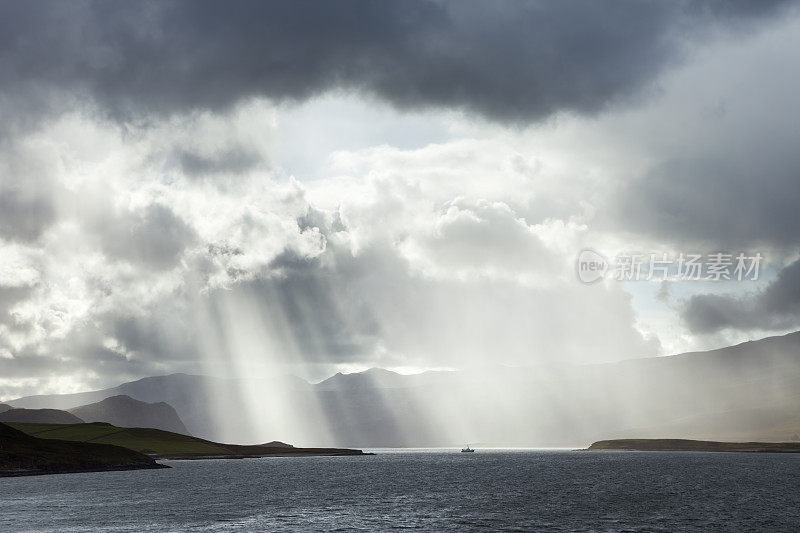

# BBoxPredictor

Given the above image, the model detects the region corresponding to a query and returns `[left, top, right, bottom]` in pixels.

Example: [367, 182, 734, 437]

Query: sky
[2, 0, 800, 399]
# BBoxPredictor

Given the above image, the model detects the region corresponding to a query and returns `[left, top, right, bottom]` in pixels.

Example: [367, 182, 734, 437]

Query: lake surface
[2, 449, 800, 532]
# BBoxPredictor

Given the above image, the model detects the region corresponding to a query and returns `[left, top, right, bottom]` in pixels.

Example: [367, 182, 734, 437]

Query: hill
[0, 408, 84, 424]
[69, 395, 190, 435]
[587, 439, 800, 453]
[262, 441, 293, 448]
[8, 422, 368, 459]
[0, 422, 166, 477]
[0, 404, 11, 413]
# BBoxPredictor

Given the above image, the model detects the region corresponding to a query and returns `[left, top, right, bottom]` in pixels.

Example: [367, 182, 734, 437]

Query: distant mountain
[0, 404, 11, 413]
[0, 422, 165, 477]
[316, 368, 403, 390]
[8, 373, 222, 411]
[0, 408, 84, 425]
[69, 395, 190, 435]
[306, 331, 800, 446]
[315, 368, 453, 391]
[8, 331, 800, 447]
[8, 373, 309, 443]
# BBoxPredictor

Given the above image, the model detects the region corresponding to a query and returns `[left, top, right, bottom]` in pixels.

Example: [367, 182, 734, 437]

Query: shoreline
[160, 451, 375, 460]
[0, 463, 169, 478]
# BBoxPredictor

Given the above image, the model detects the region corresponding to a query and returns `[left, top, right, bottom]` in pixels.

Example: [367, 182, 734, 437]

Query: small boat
[461, 445, 474, 453]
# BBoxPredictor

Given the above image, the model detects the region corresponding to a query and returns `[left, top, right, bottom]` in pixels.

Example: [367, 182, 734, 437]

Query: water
[2, 449, 800, 532]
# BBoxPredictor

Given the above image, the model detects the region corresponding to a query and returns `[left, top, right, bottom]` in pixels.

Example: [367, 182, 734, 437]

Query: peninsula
[587, 439, 800, 453]
[7, 422, 371, 459]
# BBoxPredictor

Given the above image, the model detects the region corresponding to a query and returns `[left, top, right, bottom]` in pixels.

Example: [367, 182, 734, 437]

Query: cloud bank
[682, 257, 800, 333]
[1, 1, 799, 398]
[0, 0, 790, 129]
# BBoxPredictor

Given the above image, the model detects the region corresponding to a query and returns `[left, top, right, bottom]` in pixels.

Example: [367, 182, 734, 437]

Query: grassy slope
[588, 438, 800, 452]
[9, 422, 366, 458]
[0, 422, 166, 477]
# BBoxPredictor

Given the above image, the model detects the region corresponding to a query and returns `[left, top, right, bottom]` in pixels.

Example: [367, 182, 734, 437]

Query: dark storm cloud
[0, 324, 185, 395]
[107, 309, 198, 364]
[222, 244, 384, 362]
[0, 287, 200, 395]
[0, 0, 789, 127]
[100, 203, 197, 270]
[682, 258, 800, 333]
[617, 147, 800, 247]
[221, 273, 381, 361]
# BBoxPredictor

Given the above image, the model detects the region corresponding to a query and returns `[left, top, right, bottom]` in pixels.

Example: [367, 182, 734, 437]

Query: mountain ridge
[69, 395, 190, 435]
[7, 330, 800, 447]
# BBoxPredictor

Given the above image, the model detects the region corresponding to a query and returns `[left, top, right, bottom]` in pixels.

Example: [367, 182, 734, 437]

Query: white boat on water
[461, 445, 474, 453]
